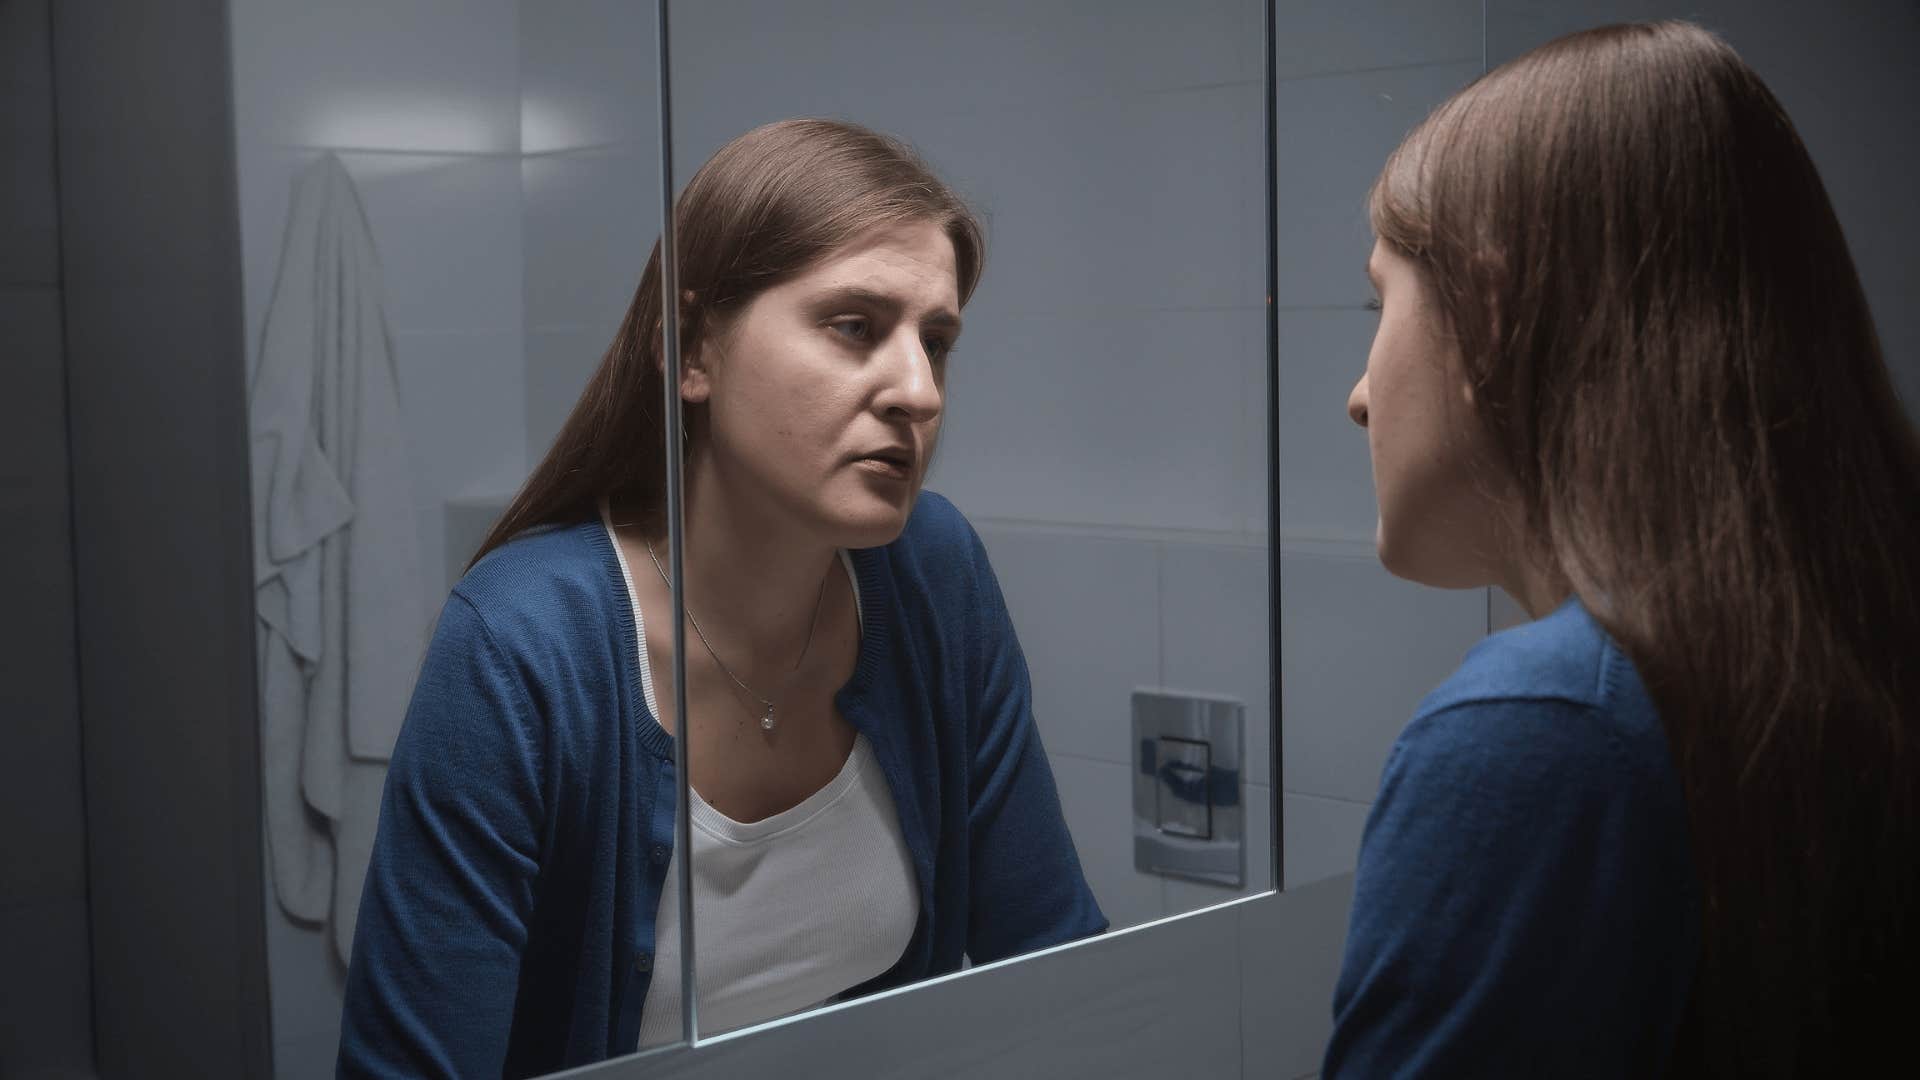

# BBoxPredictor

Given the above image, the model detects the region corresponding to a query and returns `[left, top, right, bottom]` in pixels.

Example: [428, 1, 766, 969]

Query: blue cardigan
[1323, 596, 1700, 1077]
[337, 492, 1107, 1078]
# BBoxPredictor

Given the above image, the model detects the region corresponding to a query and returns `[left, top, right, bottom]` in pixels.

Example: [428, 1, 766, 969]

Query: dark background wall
[1, 0, 94, 1075]
[1489, 0, 1920, 419]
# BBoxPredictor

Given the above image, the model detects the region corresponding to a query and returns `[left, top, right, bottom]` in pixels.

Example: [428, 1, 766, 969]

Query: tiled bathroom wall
[227, 2, 534, 1076]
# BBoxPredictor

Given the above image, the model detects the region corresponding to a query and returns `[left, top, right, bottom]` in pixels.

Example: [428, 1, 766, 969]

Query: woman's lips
[852, 456, 912, 481]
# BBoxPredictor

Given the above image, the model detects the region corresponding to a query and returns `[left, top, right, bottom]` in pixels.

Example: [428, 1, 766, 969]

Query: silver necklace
[644, 540, 830, 732]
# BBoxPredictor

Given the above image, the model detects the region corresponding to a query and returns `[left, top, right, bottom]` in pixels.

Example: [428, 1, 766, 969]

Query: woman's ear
[680, 340, 713, 404]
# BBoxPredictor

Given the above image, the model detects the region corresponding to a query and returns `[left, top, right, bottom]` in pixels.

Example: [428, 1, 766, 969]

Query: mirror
[651, 0, 1276, 1043]
[230, 1, 687, 1073]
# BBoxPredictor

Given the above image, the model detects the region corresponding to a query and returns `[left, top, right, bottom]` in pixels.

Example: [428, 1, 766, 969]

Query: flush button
[1155, 736, 1213, 839]
[1132, 689, 1245, 888]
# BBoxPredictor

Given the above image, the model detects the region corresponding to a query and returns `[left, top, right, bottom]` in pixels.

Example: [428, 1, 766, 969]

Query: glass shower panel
[656, 0, 1274, 1042]
[228, 1, 683, 1074]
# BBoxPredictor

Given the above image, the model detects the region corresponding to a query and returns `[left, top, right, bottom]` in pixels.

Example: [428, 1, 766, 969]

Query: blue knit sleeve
[1321, 697, 1696, 1078]
[337, 593, 547, 1079]
[953, 516, 1110, 962]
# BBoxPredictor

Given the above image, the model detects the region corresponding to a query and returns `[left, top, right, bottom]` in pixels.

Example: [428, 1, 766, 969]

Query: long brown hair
[471, 118, 985, 565]
[1371, 20, 1919, 1075]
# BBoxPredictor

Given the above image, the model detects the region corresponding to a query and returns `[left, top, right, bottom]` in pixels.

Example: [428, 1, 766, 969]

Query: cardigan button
[634, 951, 652, 973]
[650, 844, 669, 865]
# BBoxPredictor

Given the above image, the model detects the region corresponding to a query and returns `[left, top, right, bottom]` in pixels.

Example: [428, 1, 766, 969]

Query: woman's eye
[924, 336, 954, 361]
[829, 317, 871, 342]
[1364, 296, 1383, 313]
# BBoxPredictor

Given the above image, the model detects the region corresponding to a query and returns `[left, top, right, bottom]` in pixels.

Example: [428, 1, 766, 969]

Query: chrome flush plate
[1132, 689, 1245, 887]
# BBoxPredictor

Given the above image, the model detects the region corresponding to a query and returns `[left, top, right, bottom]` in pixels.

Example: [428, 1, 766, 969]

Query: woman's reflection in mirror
[337, 119, 1106, 1079]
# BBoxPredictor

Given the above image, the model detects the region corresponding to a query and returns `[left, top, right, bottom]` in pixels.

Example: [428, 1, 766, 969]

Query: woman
[1327, 21, 1917, 1078]
[338, 118, 1105, 1078]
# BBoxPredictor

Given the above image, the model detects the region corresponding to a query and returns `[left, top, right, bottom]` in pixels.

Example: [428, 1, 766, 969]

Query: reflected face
[684, 220, 961, 549]
[1346, 240, 1506, 587]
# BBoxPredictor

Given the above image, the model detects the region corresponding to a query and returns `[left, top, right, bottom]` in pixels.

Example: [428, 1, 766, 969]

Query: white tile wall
[1276, 309, 1384, 542]
[1272, 60, 1483, 309]
[229, 6, 532, 1076]
[936, 308, 1257, 532]
[1161, 541, 1272, 785]
[524, 325, 612, 463]
[974, 526, 1160, 766]
[1281, 792, 1372, 889]
[393, 327, 529, 608]
[263, 892, 347, 1047]
[228, 0, 520, 153]
[521, 148, 660, 336]
[900, 83, 1262, 317]
[518, 0, 661, 154]
[341, 155, 526, 335]
[1051, 753, 1168, 932]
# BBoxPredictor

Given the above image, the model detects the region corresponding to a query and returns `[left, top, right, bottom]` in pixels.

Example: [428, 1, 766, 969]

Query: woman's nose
[879, 337, 943, 423]
[1347, 372, 1370, 429]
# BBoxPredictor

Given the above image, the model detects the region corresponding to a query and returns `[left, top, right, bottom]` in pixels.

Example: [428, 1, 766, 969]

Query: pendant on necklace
[760, 707, 776, 732]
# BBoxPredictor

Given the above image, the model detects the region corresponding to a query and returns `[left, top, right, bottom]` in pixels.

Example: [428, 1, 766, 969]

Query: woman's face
[1347, 239, 1507, 588]
[684, 219, 961, 549]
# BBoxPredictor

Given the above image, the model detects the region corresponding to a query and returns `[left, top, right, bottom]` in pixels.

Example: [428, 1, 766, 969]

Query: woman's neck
[652, 461, 841, 661]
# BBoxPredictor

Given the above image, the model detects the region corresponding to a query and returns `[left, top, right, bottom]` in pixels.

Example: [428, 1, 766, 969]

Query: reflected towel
[250, 152, 426, 964]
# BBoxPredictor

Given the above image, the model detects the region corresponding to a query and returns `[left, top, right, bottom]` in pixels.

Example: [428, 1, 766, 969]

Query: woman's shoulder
[894, 489, 978, 555]
[871, 490, 992, 593]
[446, 516, 625, 652]
[1420, 595, 1641, 712]
[1394, 596, 1668, 789]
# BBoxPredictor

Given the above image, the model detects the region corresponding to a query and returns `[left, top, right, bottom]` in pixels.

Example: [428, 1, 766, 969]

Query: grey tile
[1280, 551, 1487, 802]
[1274, 61, 1484, 309]
[345, 154, 524, 337]
[0, 899, 95, 1076]
[1272, 0, 1484, 79]
[525, 326, 611, 462]
[1050, 754, 1168, 934]
[521, 148, 659, 335]
[1239, 873, 1357, 1080]
[935, 308, 1256, 534]
[671, 0, 1259, 135]
[263, 903, 347, 1047]
[444, 494, 514, 594]
[918, 81, 1262, 315]
[612, 900, 1245, 1080]
[519, 0, 660, 153]
[228, 0, 519, 151]
[1161, 542, 1274, 786]
[1490, 589, 1527, 631]
[274, 1029, 346, 1080]
[972, 529, 1159, 767]
[1275, 309, 1386, 542]
[1282, 792, 1371, 890]
[390, 328, 528, 503]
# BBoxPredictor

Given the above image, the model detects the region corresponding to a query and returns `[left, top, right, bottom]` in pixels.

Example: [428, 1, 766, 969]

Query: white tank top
[602, 523, 920, 1048]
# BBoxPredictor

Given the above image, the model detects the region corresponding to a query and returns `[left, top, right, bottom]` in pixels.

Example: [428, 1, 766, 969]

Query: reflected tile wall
[228, 3, 531, 1076]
